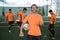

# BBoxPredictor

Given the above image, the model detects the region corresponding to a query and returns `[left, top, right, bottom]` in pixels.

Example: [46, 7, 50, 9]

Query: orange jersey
[50, 13, 56, 24]
[6, 12, 14, 21]
[23, 14, 44, 36]
[18, 11, 24, 22]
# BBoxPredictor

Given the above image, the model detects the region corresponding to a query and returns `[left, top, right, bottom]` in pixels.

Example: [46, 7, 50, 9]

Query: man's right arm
[20, 15, 29, 37]
[40, 16, 44, 26]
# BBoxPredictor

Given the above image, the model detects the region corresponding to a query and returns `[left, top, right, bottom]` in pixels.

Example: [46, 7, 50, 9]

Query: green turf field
[0, 17, 60, 40]
[0, 22, 60, 40]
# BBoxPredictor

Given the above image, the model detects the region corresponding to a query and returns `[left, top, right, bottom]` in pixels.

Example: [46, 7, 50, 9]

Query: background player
[49, 10, 56, 40]
[6, 9, 14, 32]
[16, 8, 27, 31]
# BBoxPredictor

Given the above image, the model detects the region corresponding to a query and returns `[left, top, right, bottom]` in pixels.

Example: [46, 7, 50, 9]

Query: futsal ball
[23, 23, 29, 31]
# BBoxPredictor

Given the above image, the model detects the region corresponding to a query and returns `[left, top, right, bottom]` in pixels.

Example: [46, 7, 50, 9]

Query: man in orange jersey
[49, 10, 56, 40]
[16, 8, 27, 31]
[16, 15, 21, 28]
[6, 9, 14, 32]
[20, 4, 44, 40]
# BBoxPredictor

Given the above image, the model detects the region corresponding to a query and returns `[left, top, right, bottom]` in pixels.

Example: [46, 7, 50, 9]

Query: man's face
[31, 5, 37, 13]
[9, 11, 11, 13]
[49, 12, 52, 14]
[23, 10, 27, 13]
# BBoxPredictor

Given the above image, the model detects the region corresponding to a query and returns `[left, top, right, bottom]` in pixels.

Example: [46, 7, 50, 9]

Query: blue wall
[0, 6, 48, 16]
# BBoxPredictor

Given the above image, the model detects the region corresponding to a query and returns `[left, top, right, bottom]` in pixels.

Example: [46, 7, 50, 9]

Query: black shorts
[8, 21, 14, 25]
[17, 21, 22, 26]
[48, 24, 55, 30]
[27, 35, 42, 40]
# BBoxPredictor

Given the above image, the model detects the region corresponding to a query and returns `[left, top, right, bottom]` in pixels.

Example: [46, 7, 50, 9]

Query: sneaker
[9, 30, 11, 33]
[52, 37, 55, 40]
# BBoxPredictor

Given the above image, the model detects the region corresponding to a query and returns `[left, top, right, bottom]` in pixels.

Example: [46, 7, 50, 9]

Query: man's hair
[9, 9, 12, 11]
[31, 4, 38, 8]
[23, 8, 27, 11]
[49, 10, 53, 12]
